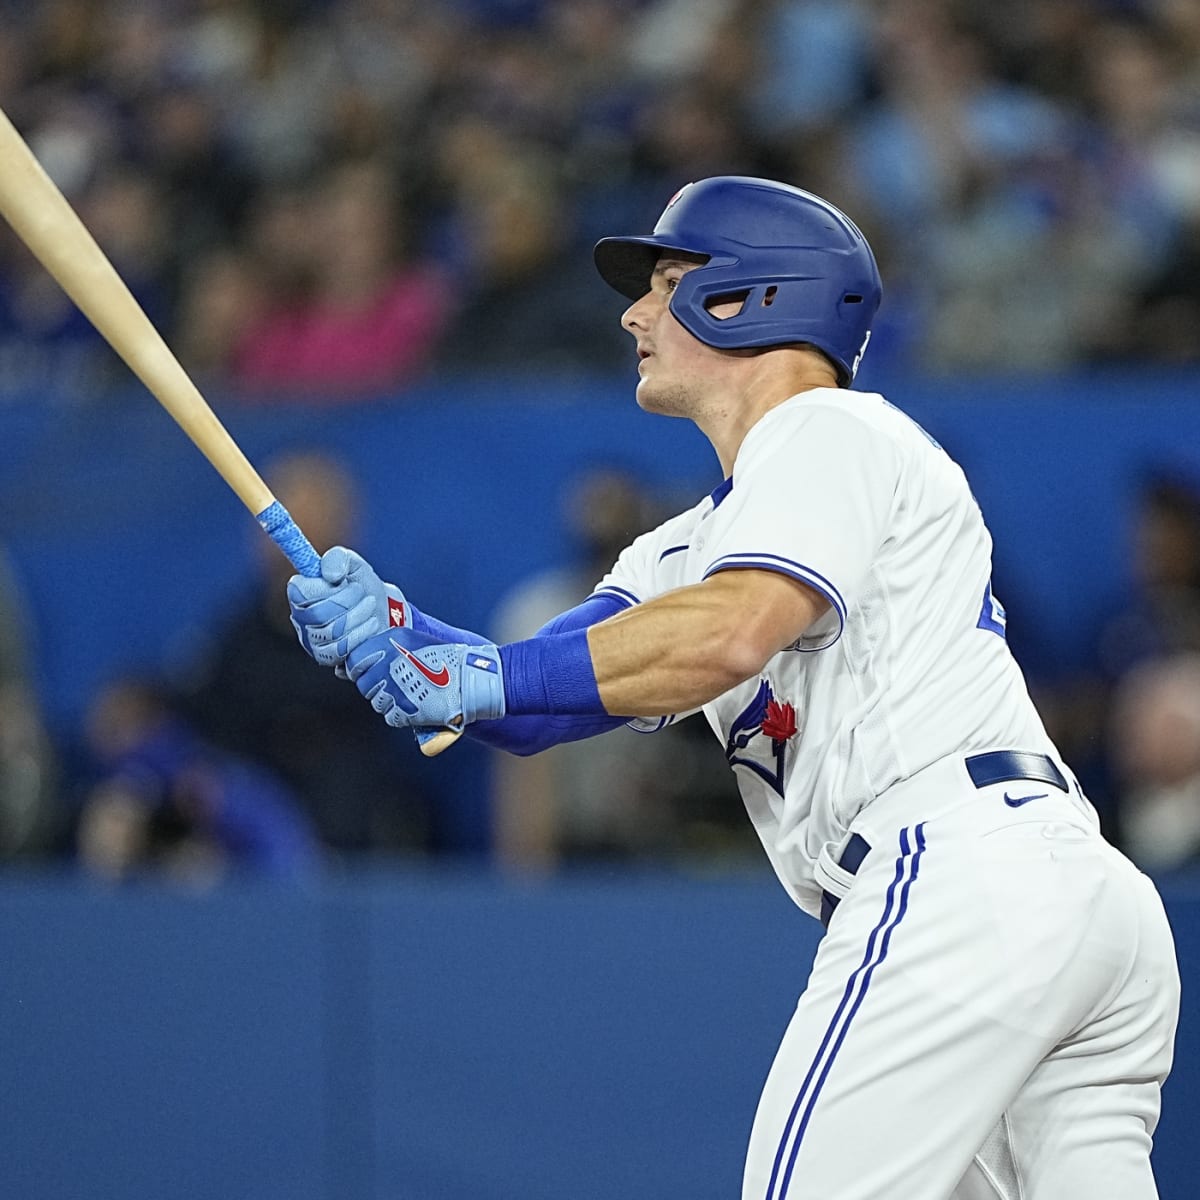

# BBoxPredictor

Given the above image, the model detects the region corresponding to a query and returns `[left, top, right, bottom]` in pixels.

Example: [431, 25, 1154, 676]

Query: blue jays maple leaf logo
[724, 679, 798, 796]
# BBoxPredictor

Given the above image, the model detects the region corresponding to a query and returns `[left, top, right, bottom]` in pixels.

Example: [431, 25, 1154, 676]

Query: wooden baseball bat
[0, 106, 320, 578]
[0, 107, 466, 757]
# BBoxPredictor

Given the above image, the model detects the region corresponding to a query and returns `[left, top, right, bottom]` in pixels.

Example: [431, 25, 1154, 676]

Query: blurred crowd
[0, 0, 1199, 400]
[3, 0, 1200, 884]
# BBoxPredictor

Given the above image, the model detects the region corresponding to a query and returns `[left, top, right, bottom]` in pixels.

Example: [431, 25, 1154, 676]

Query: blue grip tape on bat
[256, 500, 321, 577]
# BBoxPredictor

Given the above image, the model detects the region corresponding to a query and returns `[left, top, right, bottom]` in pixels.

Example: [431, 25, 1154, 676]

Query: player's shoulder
[742, 387, 923, 467]
[780, 387, 922, 437]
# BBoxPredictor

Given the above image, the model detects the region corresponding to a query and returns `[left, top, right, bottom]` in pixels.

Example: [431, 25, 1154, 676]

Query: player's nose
[621, 290, 656, 334]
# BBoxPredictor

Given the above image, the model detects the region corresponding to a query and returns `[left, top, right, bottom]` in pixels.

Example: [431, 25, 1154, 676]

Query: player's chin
[635, 378, 690, 418]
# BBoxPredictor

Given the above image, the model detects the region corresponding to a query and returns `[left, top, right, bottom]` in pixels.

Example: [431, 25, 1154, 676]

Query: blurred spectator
[1095, 471, 1200, 681]
[217, 4, 342, 186]
[1100, 209, 1200, 365]
[139, 74, 255, 282]
[489, 466, 751, 871]
[1109, 654, 1200, 874]
[77, 678, 317, 884]
[433, 142, 628, 374]
[229, 158, 452, 397]
[1055, 470, 1200, 834]
[0, 548, 61, 859]
[78, 163, 173, 332]
[173, 244, 266, 384]
[175, 450, 436, 856]
[746, 0, 871, 138]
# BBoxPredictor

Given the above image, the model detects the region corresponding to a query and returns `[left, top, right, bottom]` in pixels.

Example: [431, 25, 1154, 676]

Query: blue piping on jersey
[657, 544, 690, 562]
[766, 825, 927, 1200]
[703, 553, 847, 650]
[976, 579, 1007, 639]
[710, 476, 734, 507]
[626, 714, 672, 734]
[592, 585, 639, 608]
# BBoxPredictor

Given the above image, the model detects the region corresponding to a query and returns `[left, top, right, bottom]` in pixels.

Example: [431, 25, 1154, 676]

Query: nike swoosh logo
[390, 639, 451, 687]
[1003, 791, 1047, 808]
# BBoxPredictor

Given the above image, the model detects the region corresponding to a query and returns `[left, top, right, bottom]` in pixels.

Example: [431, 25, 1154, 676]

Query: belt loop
[819, 832, 871, 928]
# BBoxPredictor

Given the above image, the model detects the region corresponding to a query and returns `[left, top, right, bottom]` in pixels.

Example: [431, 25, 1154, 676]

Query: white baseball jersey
[592, 387, 1178, 1199]
[594, 386, 1056, 918]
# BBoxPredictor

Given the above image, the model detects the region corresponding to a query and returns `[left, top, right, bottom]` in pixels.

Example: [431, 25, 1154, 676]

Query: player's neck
[699, 354, 839, 475]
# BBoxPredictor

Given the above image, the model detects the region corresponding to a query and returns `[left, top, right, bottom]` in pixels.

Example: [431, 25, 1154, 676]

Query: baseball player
[286, 177, 1180, 1199]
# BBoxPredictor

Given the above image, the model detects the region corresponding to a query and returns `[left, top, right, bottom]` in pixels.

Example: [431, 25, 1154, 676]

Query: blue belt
[964, 749, 1067, 792]
[818, 751, 1067, 928]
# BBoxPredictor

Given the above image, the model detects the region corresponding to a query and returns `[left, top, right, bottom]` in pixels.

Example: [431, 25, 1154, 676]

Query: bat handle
[255, 503, 459, 755]
[416, 727, 463, 757]
[256, 500, 321, 577]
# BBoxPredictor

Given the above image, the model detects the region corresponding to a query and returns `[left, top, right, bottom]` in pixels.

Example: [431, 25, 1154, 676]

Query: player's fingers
[288, 574, 340, 605]
[349, 648, 390, 691]
[383, 686, 423, 725]
[308, 611, 346, 648]
[319, 546, 358, 586]
[290, 585, 367, 629]
[335, 596, 380, 656]
[307, 595, 377, 653]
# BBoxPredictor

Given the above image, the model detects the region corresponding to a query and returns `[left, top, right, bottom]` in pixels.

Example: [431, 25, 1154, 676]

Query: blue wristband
[500, 628, 609, 717]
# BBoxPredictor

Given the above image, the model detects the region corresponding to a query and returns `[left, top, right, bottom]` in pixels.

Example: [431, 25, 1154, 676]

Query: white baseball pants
[742, 756, 1180, 1200]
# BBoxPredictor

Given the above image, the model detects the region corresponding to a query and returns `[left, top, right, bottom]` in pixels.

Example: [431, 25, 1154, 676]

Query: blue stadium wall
[1, 366, 1199, 1196]
[1, 867, 1198, 1200]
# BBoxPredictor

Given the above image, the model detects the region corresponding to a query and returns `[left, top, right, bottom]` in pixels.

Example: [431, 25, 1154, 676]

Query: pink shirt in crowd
[233, 265, 450, 397]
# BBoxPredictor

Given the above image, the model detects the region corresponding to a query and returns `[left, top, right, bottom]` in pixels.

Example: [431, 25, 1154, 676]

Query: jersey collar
[710, 476, 734, 508]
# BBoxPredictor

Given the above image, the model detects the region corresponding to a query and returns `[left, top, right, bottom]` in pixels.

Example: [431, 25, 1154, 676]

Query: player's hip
[814, 745, 1100, 934]
[849, 746, 1094, 851]
[814, 747, 1177, 1032]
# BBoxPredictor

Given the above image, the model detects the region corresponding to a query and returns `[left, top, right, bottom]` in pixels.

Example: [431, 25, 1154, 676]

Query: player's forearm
[586, 584, 771, 715]
[496, 573, 823, 723]
[500, 583, 775, 721]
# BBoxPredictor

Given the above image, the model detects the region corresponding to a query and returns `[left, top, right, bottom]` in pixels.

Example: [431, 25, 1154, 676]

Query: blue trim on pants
[766, 824, 927, 1200]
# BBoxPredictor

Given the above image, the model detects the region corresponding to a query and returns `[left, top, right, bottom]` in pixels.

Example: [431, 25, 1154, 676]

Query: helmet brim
[593, 234, 710, 300]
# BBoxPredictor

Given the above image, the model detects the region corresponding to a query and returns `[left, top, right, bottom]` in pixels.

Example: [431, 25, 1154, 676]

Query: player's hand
[345, 627, 506, 735]
[287, 545, 411, 669]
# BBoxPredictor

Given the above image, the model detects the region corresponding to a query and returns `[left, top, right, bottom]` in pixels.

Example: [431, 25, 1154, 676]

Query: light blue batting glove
[287, 545, 412, 670]
[345, 627, 506, 735]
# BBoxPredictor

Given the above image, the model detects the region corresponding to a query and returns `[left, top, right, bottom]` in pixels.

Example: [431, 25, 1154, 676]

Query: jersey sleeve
[702, 404, 901, 650]
[591, 507, 699, 607]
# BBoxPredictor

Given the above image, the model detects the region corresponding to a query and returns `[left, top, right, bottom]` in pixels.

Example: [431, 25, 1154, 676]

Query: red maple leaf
[761, 699, 797, 743]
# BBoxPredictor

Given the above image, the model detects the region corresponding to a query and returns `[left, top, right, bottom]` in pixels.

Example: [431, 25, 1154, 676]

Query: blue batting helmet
[594, 176, 882, 385]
